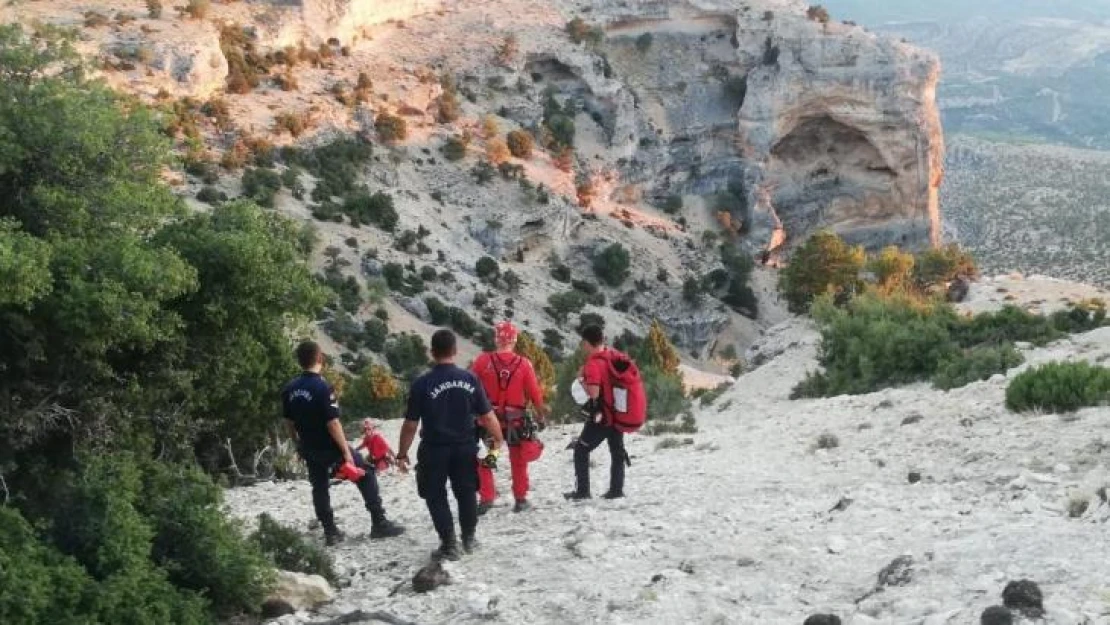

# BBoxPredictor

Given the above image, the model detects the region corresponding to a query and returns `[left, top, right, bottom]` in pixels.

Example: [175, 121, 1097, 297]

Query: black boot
[601, 491, 625, 499]
[477, 501, 494, 516]
[369, 517, 405, 539]
[563, 490, 591, 500]
[324, 524, 345, 546]
[512, 499, 532, 513]
[434, 535, 461, 562]
[462, 533, 479, 555]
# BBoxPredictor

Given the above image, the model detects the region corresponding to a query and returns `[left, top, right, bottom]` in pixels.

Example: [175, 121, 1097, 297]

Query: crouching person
[281, 341, 405, 546]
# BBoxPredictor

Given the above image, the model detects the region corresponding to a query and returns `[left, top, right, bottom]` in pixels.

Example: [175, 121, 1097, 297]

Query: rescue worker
[396, 330, 504, 561]
[564, 325, 629, 500]
[356, 419, 396, 474]
[281, 341, 405, 545]
[471, 321, 548, 514]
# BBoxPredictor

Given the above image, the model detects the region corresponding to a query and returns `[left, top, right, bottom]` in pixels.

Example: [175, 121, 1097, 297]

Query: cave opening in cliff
[768, 115, 896, 237]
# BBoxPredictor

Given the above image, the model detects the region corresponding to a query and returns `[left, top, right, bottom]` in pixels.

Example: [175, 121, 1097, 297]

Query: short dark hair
[430, 329, 457, 359]
[295, 341, 322, 369]
[580, 324, 604, 347]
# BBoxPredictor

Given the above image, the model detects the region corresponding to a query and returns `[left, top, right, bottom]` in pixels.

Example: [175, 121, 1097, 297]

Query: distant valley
[824, 0, 1110, 286]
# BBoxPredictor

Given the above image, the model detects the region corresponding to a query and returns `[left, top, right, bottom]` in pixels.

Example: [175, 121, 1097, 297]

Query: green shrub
[1006, 361, 1110, 413]
[343, 190, 398, 231]
[471, 160, 496, 184]
[506, 130, 534, 159]
[661, 194, 683, 214]
[932, 344, 1024, 390]
[793, 293, 964, 398]
[441, 136, 467, 161]
[476, 256, 500, 282]
[592, 243, 631, 287]
[912, 244, 977, 288]
[546, 290, 588, 323]
[779, 230, 866, 314]
[241, 167, 282, 207]
[550, 262, 572, 283]
[375, 112, 407, 142]
[385, 333, 428, 378]
[635, 32, 653, 53]
[196, 185, 226, 205]
[252, 514, 336, 583]
[425, 295, 450, 325]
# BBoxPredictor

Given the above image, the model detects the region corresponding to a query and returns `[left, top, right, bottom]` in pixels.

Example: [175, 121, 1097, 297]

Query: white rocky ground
[227, 278, 1110, 624]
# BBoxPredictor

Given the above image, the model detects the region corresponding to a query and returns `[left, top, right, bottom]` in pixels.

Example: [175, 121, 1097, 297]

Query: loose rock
[413, 560, 451, 593]
[908, 471, 922, 484]
[1002, 579, 1044, 618]
[803, 614, 841, 625]
[980, 605, 1013, 625]
[876, 555, 915, 588]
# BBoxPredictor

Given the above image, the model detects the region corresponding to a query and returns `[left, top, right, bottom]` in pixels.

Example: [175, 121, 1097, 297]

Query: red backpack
[591, 349, 647, 433]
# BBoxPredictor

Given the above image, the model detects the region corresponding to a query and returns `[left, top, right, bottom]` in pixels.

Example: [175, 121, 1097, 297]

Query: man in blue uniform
[282, 341, 405, 546]
[396, 330, 503, 561]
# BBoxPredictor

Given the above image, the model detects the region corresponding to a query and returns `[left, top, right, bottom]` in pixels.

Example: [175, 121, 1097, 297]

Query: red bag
[592, 349, 647, 433]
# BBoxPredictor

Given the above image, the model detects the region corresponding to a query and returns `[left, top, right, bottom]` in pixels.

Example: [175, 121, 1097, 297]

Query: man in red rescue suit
[471, 321, 548, 513]
[564, 324, 629, 500]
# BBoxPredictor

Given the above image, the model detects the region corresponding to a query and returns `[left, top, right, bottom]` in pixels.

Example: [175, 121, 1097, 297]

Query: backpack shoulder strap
[489, 353, 524, 413]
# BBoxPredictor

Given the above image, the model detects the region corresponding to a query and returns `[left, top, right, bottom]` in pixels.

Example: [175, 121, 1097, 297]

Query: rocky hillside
[226, 275, 1110, 624]
[942, 136, 1110, 288]
[3, 0, 943, 365]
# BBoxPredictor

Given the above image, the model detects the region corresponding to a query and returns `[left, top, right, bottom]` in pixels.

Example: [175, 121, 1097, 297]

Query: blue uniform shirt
[405, 364, 492, 446]
[281, 371, 341, 453]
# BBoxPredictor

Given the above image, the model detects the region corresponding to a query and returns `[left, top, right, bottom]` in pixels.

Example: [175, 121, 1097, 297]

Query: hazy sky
[820, 0, 1110, 24]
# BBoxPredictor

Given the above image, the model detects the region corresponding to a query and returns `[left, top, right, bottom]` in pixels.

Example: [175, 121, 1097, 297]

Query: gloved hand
[579, 398, 601, 423]
[481, 448, 500, 469]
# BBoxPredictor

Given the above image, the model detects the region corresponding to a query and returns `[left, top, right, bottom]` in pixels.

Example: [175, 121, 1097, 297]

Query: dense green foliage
[252, 514, 336, 583]
[779, 231, 866, 313]
[0, 26, 333, 621]
[793, 289, 1107, 398]
[1006, 362, 1110, 413]
[592, 243, 632, 287]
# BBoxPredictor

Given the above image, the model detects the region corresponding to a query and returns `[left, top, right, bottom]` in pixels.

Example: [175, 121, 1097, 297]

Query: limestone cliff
[597, 0, 944, 253]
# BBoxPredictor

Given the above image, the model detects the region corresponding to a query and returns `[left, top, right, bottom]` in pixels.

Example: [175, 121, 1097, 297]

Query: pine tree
[645, 319, 681, 380]
[516, 331, 556, 400]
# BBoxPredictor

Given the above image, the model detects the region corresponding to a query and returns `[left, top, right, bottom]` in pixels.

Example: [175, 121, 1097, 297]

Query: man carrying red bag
[471, 321, 548, 514]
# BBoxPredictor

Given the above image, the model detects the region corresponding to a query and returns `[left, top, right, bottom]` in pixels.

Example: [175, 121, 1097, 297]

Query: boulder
[804, 615, 841, 625]
[267, 570, 336, 611]
[399, 296, 431, 322]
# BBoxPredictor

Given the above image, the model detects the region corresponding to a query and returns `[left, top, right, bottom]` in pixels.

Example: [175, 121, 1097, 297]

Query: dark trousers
[416, 442, 478, 542]
[304, 445, 385, 528]
[573, 421, 626, 496]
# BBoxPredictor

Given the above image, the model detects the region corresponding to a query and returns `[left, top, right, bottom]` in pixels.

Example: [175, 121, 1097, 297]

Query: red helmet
[494, 320, 519, 347]
[519, 438, 543, 463]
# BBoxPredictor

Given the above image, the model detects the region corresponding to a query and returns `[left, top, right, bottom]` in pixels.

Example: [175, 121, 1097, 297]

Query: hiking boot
[512, 499, 532, 513]
[434, 539, 461, 562]
[324, 527, 345, 547]
[462, 534, 480, 555]
[563, 490, 591, 501]
[601, 491, 625, 500]
[477, 501, 494, 516]
[369, 518, 405, 539]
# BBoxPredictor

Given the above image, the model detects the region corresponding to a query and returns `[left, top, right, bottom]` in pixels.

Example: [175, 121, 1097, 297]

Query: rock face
[268, 570, 336, 611]
[598, 0, 943, 253]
